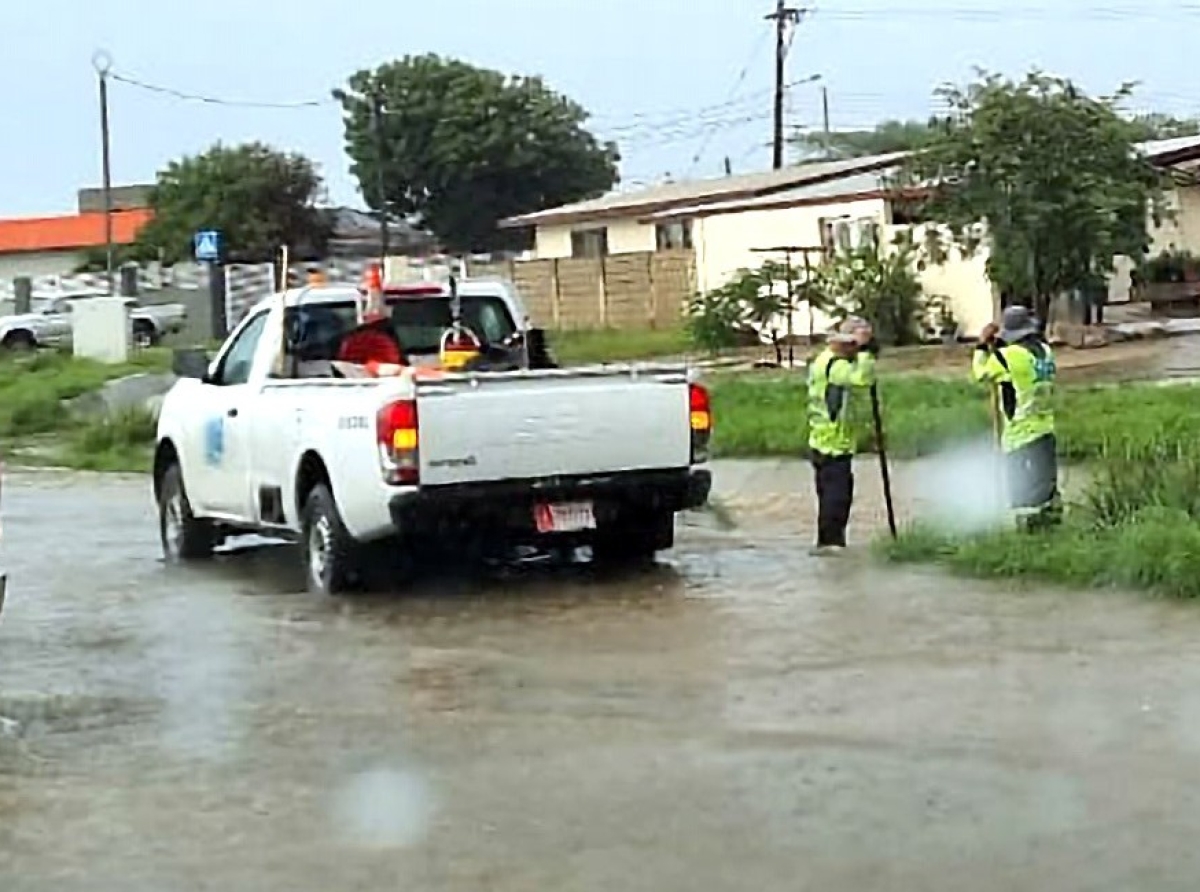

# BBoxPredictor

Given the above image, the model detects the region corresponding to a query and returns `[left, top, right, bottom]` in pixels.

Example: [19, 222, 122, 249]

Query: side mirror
[172, 347, 211, 380]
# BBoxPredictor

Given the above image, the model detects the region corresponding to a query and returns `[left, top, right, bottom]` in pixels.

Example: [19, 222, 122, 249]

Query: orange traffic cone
[362, 263, 385, 322]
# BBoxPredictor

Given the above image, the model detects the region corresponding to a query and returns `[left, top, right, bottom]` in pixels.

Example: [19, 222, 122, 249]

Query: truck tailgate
[415, 369, 691, 485]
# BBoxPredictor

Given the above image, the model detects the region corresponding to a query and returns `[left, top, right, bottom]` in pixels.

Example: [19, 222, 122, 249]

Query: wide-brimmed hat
[828, 315, 869, 344]
[999, 305, 1040, 342]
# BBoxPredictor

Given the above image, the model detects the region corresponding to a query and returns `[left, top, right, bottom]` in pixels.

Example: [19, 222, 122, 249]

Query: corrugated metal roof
[502, 132, 1200, 231]
[498, 152, 908, 228]
[644, 169, 901, 221]
[1138, 134, 1200, 160]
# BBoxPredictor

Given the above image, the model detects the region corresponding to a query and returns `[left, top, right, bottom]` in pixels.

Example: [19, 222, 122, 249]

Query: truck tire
[301, 483, 360, 596]
[2, 330, 36, 352]
[592, 509, 675, 566]
[133, 320, 158, 348]
[158, 463, 215, 561]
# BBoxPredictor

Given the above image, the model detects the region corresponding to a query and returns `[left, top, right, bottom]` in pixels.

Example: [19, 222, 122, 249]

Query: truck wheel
[133, 320, 158, 348]
[301, 483, 360, 596]
[2, 330, 35, 352]
[159, 464, 215, 561]
[592, 509, 675, 566]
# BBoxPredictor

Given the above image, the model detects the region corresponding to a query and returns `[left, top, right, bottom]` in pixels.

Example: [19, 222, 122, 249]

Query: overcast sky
[0, 0, 1194, 216]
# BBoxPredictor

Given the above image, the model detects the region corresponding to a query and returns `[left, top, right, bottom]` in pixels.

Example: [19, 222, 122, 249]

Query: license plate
[533, 501, 596, 533]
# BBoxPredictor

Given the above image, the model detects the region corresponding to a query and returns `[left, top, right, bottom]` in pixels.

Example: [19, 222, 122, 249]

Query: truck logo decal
[338, 416, 369, 430]
[204, 416, 224, 466]
[428, 456, 477, 468]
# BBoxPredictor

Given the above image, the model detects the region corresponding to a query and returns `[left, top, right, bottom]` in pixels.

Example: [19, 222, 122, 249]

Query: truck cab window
[212, 312, 269, 386]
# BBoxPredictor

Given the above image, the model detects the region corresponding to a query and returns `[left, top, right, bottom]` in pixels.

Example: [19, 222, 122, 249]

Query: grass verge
[0, 349, 169, 440]
[879, 450, 1200, 598]
[708, 373, 1200, 461]
[550, 328, 691, 365]
[0, 350, 167, 472]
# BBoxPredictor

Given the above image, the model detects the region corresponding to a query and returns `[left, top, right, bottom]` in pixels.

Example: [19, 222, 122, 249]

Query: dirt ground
[4, 466, 1200, 891]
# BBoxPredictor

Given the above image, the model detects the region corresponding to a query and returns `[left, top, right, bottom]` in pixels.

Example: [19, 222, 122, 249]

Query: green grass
[880, 510, 1200, 599]
[0, 349, 169, 440]
[550, 327, 691, 365]
[60, 407, 157, 472]
[0, 350, 167, 471]
[707, 374, 1200, 461]
[880, 447, 1200, 598]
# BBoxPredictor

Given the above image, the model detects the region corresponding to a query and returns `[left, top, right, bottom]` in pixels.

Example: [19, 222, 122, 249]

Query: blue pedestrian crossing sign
[193, 230, 222, 262]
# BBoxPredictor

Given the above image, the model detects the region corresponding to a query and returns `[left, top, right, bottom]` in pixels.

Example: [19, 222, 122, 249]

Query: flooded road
[5, 466, 1200, 891]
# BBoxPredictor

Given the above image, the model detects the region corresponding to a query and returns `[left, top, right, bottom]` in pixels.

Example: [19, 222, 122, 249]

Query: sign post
[194, 230, 226, 340]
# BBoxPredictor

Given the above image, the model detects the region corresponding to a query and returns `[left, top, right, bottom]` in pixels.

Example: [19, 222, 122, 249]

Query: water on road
[3, 466, 1200, 891]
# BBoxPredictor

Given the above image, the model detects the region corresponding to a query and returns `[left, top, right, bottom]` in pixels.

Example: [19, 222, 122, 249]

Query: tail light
[689, 383, 712, 463]
[377, 399, 419, 485]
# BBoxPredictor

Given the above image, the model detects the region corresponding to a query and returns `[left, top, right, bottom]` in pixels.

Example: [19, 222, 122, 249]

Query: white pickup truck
[0, 296, 187, 350]
[153, 278, 713, 595]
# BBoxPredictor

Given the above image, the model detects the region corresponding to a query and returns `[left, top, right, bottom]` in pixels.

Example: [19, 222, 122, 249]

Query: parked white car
[0, 297, 187, 350]
[152, 278, 713, 595]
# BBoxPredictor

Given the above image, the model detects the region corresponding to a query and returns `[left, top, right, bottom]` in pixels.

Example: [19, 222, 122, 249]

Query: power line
[108, 70, 331, 109]
[813, 3, 1200, 19]
[106, 63, 794, 140]
[685, 26, 773, 175]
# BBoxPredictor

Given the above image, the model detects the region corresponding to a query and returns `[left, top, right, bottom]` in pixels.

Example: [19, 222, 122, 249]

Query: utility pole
[821, 86, 831, 159]
[766, 1, 805, 169]
[93, 50, 115, 293]
[370, 89, 391, 262]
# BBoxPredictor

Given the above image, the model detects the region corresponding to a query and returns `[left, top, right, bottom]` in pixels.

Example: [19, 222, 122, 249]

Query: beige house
[501, 137, 1200, 337]
[501, 153, 906, 259]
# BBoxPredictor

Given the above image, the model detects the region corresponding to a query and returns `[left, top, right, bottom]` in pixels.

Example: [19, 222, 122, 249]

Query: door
[41, 300, 74, 347]
[187, 311, 270, 518]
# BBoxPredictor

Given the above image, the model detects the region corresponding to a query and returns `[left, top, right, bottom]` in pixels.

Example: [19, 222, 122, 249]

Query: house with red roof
[0, 186, 154, 282]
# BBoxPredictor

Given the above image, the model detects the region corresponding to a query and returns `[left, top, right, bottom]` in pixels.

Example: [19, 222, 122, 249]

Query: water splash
[907, 436, 1010, 534]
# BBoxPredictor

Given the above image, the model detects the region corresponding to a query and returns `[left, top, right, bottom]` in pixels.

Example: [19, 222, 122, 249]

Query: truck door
[186, 311, 270, 519]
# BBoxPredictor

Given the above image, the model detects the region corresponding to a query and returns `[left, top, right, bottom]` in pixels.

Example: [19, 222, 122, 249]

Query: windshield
[286, 294, 518, 361]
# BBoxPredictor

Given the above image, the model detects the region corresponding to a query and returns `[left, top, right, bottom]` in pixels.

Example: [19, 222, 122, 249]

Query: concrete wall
[688, 199, 997, 338]
[0, 249, 86, 281]
[1150, 182, 1200, 253]
[534, 218, 658, 259]
[884, 223, 997, 336]
[691, 197, 886, 335]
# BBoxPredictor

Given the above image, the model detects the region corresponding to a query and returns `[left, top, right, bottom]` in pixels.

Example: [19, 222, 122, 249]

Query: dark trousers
[1006, 433, 1062, 528]
[812, 451, 854, 546]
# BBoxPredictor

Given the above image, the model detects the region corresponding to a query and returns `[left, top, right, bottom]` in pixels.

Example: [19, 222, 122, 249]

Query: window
[655, 220, 693, 251]
[834, 221, 854, 253]
[818, 218, 836, 258]
[570, 228, 608, 258]
[284, 295, 518, 362]
[212, 311, 269, 386]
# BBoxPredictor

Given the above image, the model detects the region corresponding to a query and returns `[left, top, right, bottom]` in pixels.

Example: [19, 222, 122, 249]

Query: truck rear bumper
[388, 467, 711, 538]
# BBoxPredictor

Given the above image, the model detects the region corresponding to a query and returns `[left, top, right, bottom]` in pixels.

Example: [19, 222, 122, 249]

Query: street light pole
[93, 50, 115, 294]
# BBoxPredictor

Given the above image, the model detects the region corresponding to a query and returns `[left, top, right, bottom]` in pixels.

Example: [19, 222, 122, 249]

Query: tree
[821, 242, 930, 346]
[335, 54, 619, 253]
[136, 142, 330, 264]
[897, 71, 1168, 323]
[1127, 112, 1200, 142]
[793, 111, 1200, 162]
[793, 118, 936, 160]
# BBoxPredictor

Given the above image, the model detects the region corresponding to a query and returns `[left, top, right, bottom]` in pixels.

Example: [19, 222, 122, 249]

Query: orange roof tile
[0, 208, 154, 254]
